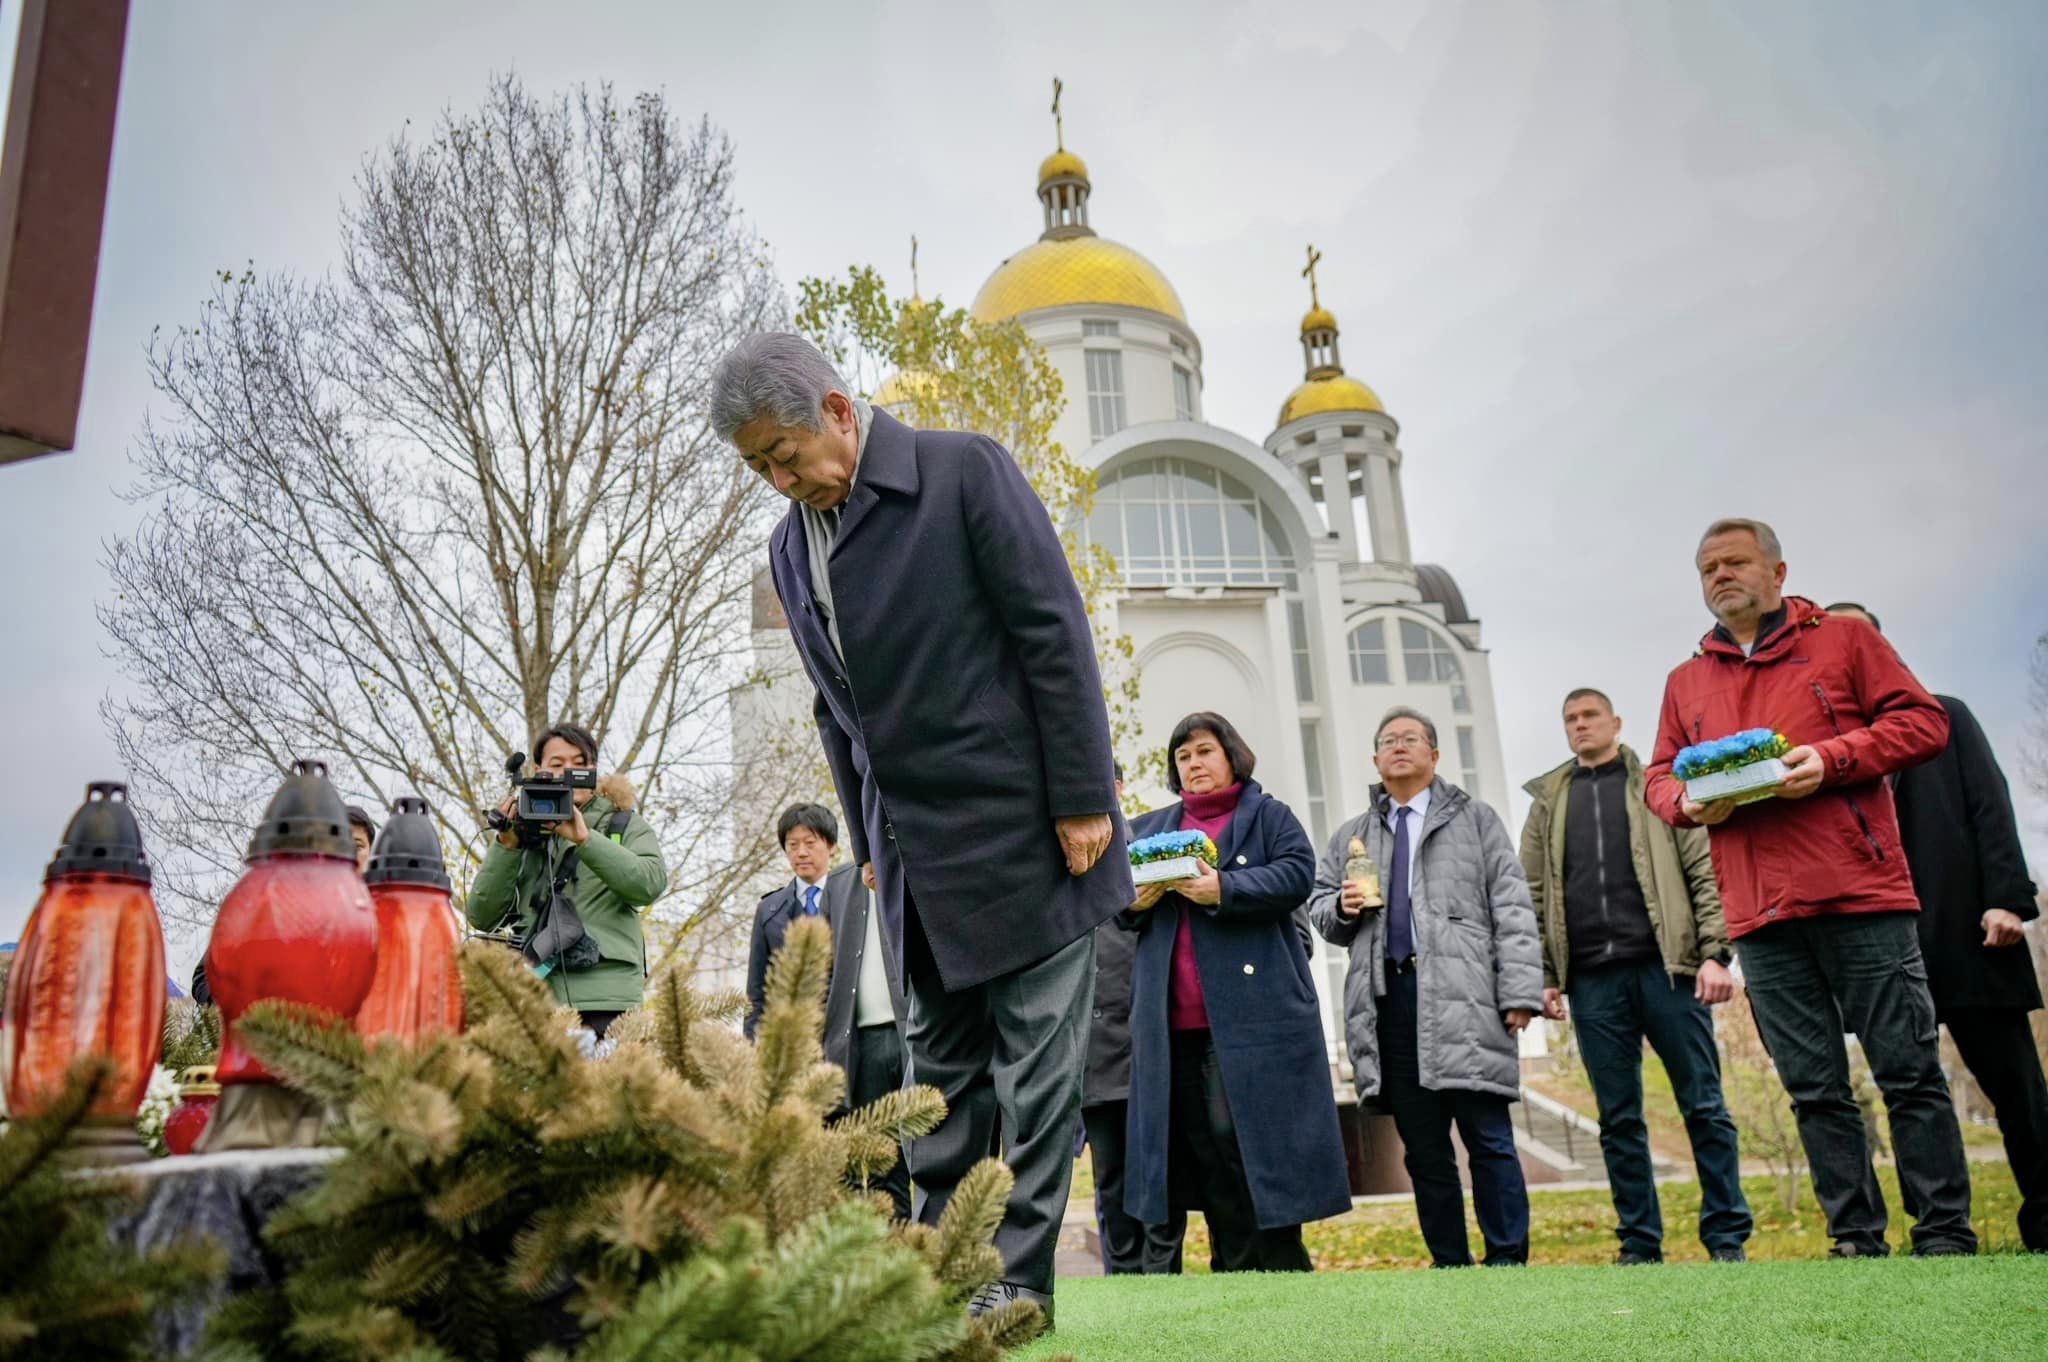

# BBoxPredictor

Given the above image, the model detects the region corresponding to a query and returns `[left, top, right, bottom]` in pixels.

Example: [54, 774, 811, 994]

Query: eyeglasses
[1375, 734, 1431, 752]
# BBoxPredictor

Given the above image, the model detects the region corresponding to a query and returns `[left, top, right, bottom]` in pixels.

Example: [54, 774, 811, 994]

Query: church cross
[1302, 244, 1324, 309]
[910, 235, 920, 298]
[1052, 77, 1065, 150]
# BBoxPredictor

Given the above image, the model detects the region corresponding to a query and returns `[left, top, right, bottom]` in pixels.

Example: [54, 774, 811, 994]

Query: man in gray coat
[1309, 706, 1544, 1267]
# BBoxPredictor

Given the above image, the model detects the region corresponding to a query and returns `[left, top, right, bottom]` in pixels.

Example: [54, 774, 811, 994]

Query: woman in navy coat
[1122, 712, 1352, 1271]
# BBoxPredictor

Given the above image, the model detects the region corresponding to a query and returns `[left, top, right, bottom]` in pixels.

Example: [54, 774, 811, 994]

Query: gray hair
[1374, 705, 1438, 750]
[1698, 517, 1782, 564]
[708, 332, 851, 442]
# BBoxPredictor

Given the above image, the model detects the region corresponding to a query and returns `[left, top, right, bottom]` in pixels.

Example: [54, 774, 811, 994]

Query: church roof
[1275, 252, 1385, 426]
[971, 235, 1186, 323]
[1415, 563, 1473, 624]
[1038, 148, 1089, 184]
[1277, 373, 1385, 425]
[972, 91, 1188, 326]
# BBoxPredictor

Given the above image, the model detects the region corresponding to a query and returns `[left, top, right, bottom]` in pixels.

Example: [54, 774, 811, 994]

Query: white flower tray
[1132, 855, 1207, 885]
[1684, 757, 1787, 806]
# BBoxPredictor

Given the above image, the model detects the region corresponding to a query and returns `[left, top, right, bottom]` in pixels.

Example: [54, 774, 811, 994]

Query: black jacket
[1894, 695, 2040, 1013]
[744, 863, 907, 1095]
[1083, 916, 1138, 1107]
[768, 411, 1131, 992]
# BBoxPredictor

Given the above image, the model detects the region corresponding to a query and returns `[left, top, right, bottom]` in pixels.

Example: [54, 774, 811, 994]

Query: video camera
[485, 752, 597, 844]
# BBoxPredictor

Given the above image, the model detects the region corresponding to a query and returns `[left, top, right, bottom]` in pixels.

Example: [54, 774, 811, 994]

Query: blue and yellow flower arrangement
[1674, 727, 1793, 805]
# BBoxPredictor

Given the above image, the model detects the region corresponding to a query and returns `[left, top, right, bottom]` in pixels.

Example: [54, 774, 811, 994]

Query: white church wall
[1121, 598, 1281, 804]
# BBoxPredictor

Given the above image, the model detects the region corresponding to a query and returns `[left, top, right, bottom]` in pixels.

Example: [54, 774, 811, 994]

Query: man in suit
[1827, 604, 2046, 1252]
[712, 333, 1131, 1323]
[745, 801, 911, 1219]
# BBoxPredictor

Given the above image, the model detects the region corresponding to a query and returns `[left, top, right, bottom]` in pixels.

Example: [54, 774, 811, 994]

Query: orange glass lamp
[355, 796, 463, 1045]
[0, 783, 167, 1164]
[197, 760, 378, 1151]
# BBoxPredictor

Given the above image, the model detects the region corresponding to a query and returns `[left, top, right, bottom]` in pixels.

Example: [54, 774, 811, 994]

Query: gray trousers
[903, 902, 1095, 1294]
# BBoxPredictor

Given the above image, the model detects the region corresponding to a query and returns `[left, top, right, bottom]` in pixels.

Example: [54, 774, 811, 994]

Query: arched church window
[1347, 618, 1391, 684]
[1399, 618, 1471, 714]
[1085, 457, 1297, 589]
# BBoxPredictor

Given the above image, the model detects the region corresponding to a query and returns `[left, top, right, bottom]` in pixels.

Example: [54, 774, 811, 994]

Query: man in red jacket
[1645, 518, 1974, 1258]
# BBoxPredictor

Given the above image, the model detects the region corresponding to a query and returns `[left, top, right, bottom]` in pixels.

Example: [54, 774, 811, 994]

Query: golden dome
[873, 369, 940, 409]
[971, 235, 1186, 323]
[1038, 148, 1089, 185]
[1300, 306, 1338, 335]
[1277, 373, 1385, 426]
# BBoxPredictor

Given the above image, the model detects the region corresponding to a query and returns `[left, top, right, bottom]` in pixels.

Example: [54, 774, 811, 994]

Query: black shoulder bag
[521, 811, 631, 976]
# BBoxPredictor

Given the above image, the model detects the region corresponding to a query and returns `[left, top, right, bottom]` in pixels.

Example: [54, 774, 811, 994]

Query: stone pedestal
[104, 1148, 340, 1356]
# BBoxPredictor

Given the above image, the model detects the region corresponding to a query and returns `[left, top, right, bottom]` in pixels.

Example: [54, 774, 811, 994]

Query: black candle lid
[363, 796, 452, 890]
[46, 782, 152, 883]
[246, 760, 357, 860]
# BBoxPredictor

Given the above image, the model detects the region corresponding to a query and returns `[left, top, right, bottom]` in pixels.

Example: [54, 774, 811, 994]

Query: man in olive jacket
[466, 723, 668, 1037]
[1520, 688, 1750, 1265]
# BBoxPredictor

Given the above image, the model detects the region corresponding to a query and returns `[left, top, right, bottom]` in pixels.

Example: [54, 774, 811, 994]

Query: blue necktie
[802, 885, 821, 918]
[1387, 806, 1414, 965]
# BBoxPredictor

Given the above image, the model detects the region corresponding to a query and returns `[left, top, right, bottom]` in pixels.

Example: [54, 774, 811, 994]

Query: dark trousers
[902, 904, 1094, 1294]
[579, 1009, 622, 1039]
[1082, 1099, 1185, 1273]
[1944, 1007, 2048, 1252]
[1377, 965, 1529, 1266]
[1569, 960, 1753, 1257]
[1737, 912, 1976, 1254]
[847, 1021, 914, 1221]
[1167, 1029, 1312, 1274]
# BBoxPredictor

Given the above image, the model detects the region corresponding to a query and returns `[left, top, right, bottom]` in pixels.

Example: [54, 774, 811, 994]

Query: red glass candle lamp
[199, 760, 377, 1148]
[163, 1065, 220, 1155]
[0, 783, 166, 1163]
[355, 796, 463, 1045]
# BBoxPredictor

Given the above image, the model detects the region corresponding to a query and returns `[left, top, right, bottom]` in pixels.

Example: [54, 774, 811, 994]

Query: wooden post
[0, 0, 132, 464]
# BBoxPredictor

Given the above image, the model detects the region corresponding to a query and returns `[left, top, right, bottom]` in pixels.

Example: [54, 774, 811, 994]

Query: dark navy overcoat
[768, 410, 1132, 991]
[1123, 782, 1352, 1229]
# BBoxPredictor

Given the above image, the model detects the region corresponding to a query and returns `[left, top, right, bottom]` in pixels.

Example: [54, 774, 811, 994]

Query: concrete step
[1514, 1085, 1679, 1181]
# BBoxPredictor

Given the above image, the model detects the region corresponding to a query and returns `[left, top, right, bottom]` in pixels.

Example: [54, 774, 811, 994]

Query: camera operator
[465, 722, 669, 1037]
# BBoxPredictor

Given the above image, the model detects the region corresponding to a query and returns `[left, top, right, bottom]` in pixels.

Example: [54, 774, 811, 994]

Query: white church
[733, 114, 1513, 1061]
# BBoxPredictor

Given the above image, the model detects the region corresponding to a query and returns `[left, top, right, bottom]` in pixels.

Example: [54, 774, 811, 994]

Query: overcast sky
[5, 1, 2044, 970]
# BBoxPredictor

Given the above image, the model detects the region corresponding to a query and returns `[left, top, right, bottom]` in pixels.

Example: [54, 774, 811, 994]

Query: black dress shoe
[1614, 1251, 1663, 1267]
[1708, 1247, 1747, 1263]
[1911, 1242, 1976, 1258]
[967, 1281, 1053, 1331]
[1828, 1240, 1891, 1259]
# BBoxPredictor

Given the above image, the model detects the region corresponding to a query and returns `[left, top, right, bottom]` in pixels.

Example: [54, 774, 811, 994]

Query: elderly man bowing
[712, 334, 1130, 1323]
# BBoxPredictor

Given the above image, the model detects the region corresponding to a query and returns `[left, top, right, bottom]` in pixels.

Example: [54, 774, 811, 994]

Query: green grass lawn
[1109, 1164, 2031, 1271]
[1016, 1255, 2048, 1361]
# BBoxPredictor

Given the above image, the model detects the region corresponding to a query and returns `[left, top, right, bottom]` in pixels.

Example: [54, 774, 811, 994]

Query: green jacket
[1518, 745, 1728, 991]
[464, 776, 668, 1012]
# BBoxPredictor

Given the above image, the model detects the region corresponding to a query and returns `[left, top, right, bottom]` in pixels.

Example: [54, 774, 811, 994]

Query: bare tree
[101, 77, 797, 948]
[1717, 989, 1806, 1215]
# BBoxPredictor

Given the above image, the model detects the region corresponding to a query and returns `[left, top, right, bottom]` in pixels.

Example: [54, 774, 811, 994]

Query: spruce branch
[235, 999, 371, 1103]
[927, 1160, 1014, 1294]
[0, 1057, 111, 1201]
